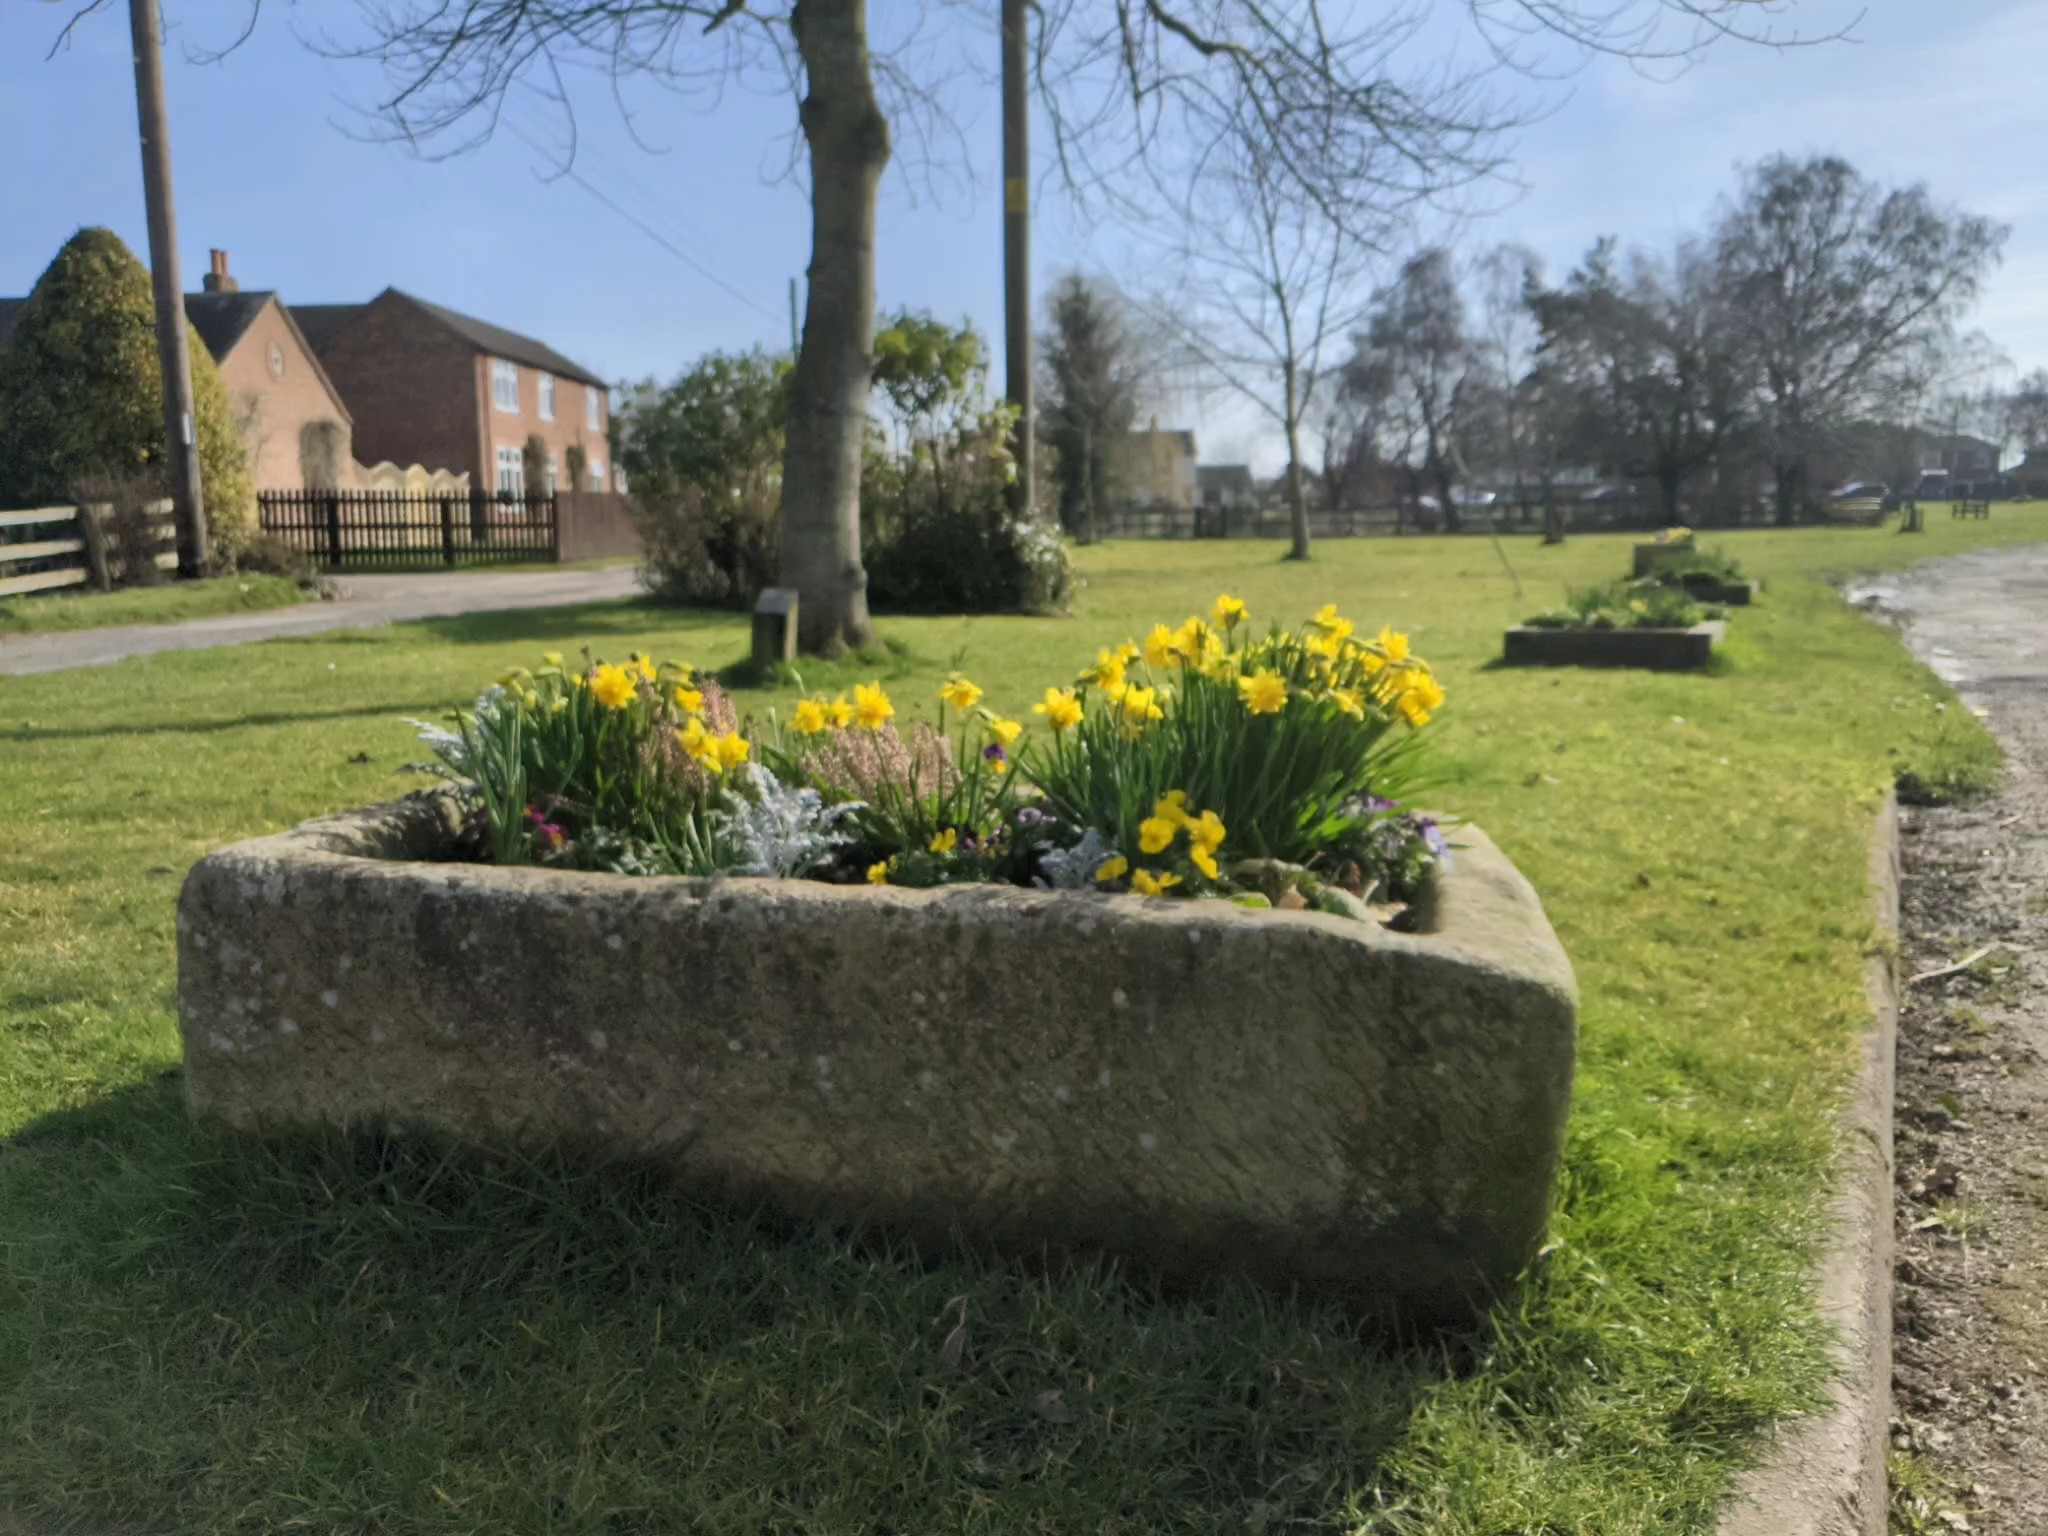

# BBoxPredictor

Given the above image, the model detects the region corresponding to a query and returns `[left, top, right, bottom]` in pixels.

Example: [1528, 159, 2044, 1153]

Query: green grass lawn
[0, 572, 306, 635]
[2, 513, 2040, 1534]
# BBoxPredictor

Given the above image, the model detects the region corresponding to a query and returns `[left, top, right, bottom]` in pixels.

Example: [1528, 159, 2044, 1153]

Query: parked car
[1828, 480, 1886, 501]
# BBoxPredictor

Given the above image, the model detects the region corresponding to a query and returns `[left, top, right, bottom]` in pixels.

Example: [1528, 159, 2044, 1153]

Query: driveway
[1857, 542, 2048, 1536]
[0, 566, 643, 676]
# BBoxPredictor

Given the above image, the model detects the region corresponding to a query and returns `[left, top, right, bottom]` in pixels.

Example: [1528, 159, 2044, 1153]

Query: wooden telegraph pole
[129, 0, 209, 575]
[1000, 0, 1034, 518]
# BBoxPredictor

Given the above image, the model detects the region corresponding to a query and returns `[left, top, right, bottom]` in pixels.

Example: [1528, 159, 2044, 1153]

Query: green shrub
[1526, 579, 1709, 630]
[0, 227, 254, 561]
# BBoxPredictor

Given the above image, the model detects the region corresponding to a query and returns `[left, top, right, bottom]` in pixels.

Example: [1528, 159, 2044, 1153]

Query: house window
[495, 445, 524, 497]
[492, 359, 520, 413]
[587, 457, 606, 490]
[538, 374, 556, 422]
[545, 454, 559, 495]
[585, 384, 602, 431]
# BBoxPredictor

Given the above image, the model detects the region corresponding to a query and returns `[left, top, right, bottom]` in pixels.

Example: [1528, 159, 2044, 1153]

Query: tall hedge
[0, 226, 254, 554]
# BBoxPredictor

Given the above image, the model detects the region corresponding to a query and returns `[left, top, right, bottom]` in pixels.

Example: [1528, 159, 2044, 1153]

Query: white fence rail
[0, 500, 178, 598]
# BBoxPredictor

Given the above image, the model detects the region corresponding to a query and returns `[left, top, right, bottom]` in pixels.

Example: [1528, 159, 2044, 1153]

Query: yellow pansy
[853, 681, 894, 731]
[939, 675, 984, 712]
[1154, 790, 1192, 829]
[1033, 686, 1083, 733]
[929, 827, 959, 855]
[712, 731, 751, 772]
[1138, 816, 1178, 855]
[674, 685, 706, 715]
[1238, 670, 1288, 716]
[827, 694, 855, 730]
[867, 861, 890, 886]
[987, 717, 1023, 748]
[1189, 809, 1226, 856]
[591, 664, 638, 711]
[1191, 845, 1220, 881]
[792, 697, 829, 735]
[1094, 856, 1129, 884]
[1131, 869, 1182, 898]
[1213, 593, 1248, 630]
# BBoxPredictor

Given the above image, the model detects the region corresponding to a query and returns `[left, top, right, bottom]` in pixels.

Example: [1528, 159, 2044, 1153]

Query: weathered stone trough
[178, 796, 1578, 1323]
[1631, 539, 1696, 577]
[1503, 620, 1724, 670]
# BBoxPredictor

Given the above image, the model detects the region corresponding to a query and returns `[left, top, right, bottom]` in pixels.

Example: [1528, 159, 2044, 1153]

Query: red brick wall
[216, 300, 354, 491]
[480, 363, 610, 497]
[310, 294, 479, 477]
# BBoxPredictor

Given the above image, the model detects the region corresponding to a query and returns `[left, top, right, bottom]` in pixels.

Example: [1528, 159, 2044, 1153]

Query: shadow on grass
[3, 1074, 1458, 1530]
[405, 598, 730, 648]
[3, 700, 461, 744]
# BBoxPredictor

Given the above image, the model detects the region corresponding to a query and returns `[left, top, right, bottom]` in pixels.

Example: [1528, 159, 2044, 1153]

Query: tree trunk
[779, 0, 888, 654]
[1657, 463, 1683, 524]
[1283, 365, 1310, 560]
[1773, 457, 1802, 526]
[1429, 449, 1460, 533]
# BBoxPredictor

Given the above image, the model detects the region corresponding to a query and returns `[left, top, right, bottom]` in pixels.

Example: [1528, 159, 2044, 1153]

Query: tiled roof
[293, 290, 607, 388]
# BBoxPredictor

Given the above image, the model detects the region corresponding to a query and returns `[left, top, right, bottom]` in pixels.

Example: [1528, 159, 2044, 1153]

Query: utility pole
[1000, 0, 1034, 518]
[129, 0, 208, 575]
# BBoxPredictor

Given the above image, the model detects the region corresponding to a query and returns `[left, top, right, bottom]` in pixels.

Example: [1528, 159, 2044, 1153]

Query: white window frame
[586, 456, 606, 490]
[585, 384, 602, 431]
[545, 454, 559, 495]
[491, 359, 520, 414]
[538, 373, 556, 422]
[495, 445, 524, 497]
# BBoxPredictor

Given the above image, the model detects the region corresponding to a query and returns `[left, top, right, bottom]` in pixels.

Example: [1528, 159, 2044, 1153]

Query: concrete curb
[1717, 791, 1898, 1536]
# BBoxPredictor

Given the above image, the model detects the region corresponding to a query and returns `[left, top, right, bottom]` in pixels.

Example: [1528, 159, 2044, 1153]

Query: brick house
[293, 289, 611, 499]
[1106, 418, 1199, 509]
[0, 249, 355, 492]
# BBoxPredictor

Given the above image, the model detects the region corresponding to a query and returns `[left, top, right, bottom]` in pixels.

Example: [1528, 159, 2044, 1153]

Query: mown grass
[2, 512, 2039, 1534]
[0, 572, 306, 635]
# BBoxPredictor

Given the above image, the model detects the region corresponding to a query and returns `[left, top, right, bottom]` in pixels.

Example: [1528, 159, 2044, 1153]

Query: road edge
[1716, 789, 1898, 1536]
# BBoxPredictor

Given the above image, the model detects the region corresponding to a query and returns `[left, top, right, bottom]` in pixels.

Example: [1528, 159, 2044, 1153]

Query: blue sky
[4, 0, 2041, 472]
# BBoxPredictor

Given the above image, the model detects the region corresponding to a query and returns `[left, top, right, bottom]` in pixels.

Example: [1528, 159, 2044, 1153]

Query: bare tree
[1147, 112, 1372, 559]
[1714, 154, 2008, 523]
[59, 0, 1853, 643]
[1468, 243, 1544, 501]
[1346, 248, 1483, 531]
[2006, 368, 2048, 457]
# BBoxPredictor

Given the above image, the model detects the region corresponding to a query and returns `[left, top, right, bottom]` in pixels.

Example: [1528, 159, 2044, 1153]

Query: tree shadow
[4, 700, 461, 744]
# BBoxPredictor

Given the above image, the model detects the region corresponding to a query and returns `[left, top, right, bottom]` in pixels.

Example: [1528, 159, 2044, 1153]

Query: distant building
[1196, 464, 1256, 509]
[1107, 417, 1198, 510]
[1920, 431, 2000, 479]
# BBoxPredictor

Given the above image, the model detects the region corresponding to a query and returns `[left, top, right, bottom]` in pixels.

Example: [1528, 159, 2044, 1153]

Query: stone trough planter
[178, 796, 1578, 1323]
[1631, 540, 1696, 577]
[1504, 620, 1723, 670]
[1672, 576, 1756, 607]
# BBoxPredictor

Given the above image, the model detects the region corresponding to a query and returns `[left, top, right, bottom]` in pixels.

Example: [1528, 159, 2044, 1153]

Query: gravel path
[1857, 544, 2048, 1534]
[0, 566, 643, 676]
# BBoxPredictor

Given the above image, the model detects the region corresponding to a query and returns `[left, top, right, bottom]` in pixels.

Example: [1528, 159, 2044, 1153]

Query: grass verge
[0, 572, 306, 635]
[2, 513, 2038, 1533]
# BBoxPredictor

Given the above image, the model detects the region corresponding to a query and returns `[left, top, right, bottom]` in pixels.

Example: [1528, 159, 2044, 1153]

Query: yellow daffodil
[1238, 670, 1288, 716]
[1330, 686, 1365, 720]
[1094, 856, 1129, 884]
[1131, 869, 1182, 898]
[792, 697, 829, 736]
[827, 694, 855, 730]
[1191, 845, 1220, 881]
[867, 861, 890, 886]
[674, 685, 705, 715]
[987, 717, 1023, 748]
[1082, 647, 1129, 695]
[1306, 630, 1343, 662]
[1033, 686, 1083, 733]
[1119, 684, 1164, 728]
[1213, 593, 1247, 630]
[1138, 816, 1178, 855]
[1143, 623, 1180, 669]
[591, 663, 638, 711]
[929, 827, 959, 855]
[1398, 668, 1447, 728]
[676, 717, 719, 771]
[541, 650, 564, 668]
[1377, 626, 1411, 665]
[633, 654, 658, 682]
[712, 731, 751, 772]
[939, 675, 984, 712]
[853, 681, 894, 731]
[520, 689, 540, 712]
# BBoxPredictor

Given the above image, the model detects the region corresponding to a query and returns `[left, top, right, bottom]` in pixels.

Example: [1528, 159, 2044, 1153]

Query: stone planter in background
[1632, 539, 1696, 577]
[178, 796, 1578, 1324]
[1504, 620, 1724, 670]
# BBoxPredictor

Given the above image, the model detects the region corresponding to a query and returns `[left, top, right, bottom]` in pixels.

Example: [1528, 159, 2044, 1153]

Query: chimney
[203, 249, 237, 294]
